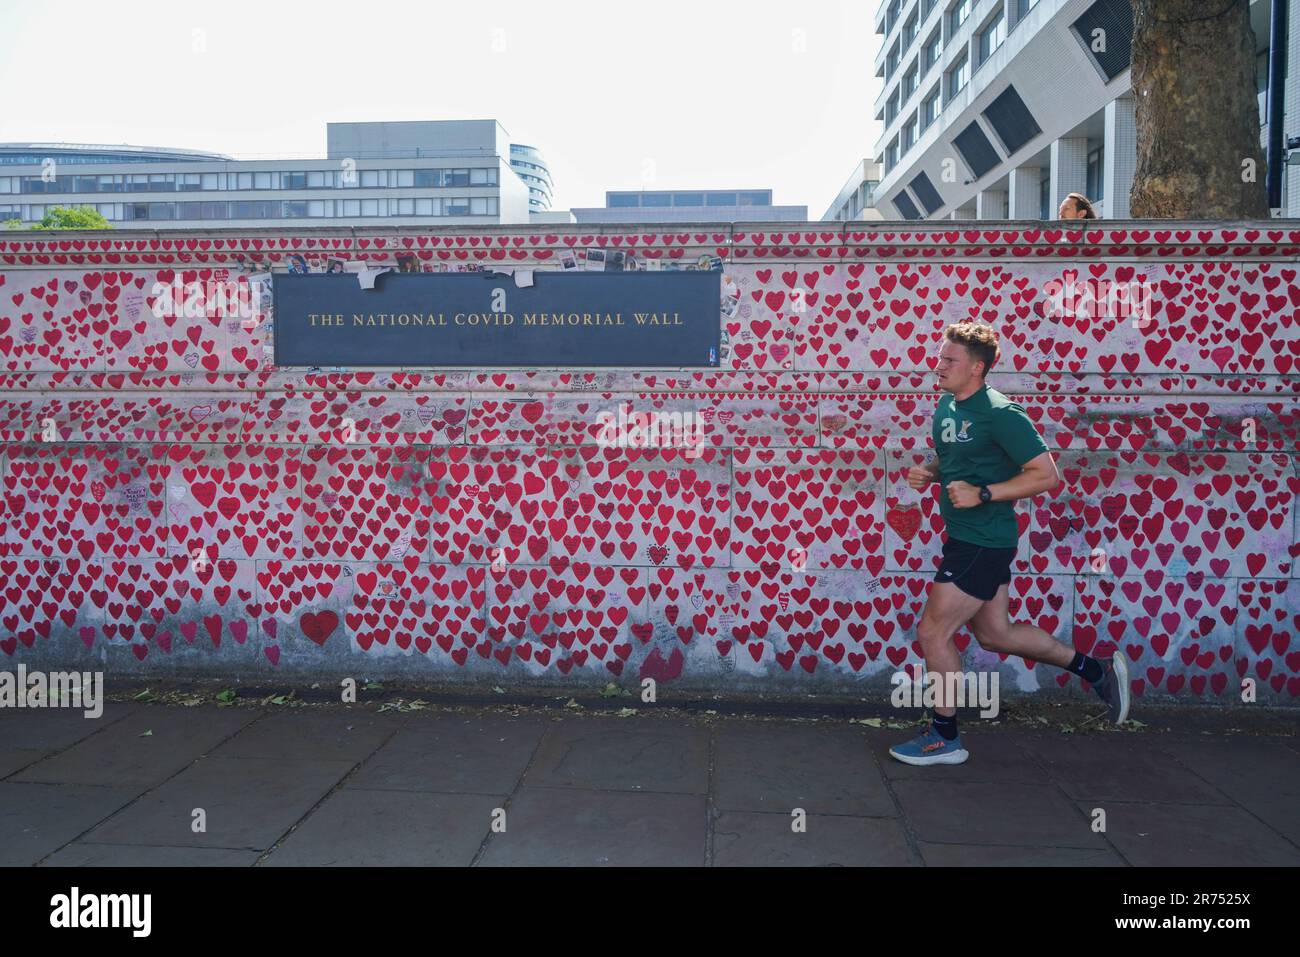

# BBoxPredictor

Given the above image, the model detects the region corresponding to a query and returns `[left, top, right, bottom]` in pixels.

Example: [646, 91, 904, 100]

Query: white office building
[0, 120, 551, 228]
[870, 0, 1294, 220]
[822, 160, 885, 221]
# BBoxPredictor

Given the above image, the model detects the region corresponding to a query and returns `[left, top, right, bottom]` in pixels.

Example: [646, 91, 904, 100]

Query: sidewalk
[3, 692, 1297, 867]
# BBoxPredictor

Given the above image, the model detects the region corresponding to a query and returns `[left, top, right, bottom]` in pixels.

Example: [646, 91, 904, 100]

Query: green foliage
[6, 205, 112, 230]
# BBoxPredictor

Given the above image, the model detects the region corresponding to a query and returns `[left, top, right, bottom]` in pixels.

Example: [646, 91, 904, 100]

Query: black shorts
[934, 536, 1016, 601]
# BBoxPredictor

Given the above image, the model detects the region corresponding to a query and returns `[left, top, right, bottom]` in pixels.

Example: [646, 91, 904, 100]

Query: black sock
[931, 713, 958, 740]
[1065, 652, 1105, 685]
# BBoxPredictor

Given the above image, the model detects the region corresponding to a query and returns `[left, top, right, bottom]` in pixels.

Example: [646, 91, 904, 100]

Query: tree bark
[1130, 0, 1269, 218]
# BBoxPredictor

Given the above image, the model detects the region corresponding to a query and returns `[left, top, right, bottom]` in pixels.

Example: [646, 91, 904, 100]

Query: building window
[903, 65, 918, 100]
[1086, 145, 1105, 202]
[902, 113, 919, 152]
[946, 51, 969, 99]
[886, 40, 901, 80]
[886, 0, 900, 32]
[903, 12, 918, 49]
[923, 31, 941, 72]
[887, 88, 901, 125]
[1014, 0, 1039, 24]
[977, 10, 1005, 65]
[886, 138, 899, 172]
[922, 86, 941, 128]
[1039, 173, 1050, 220]
[949, 0, 971, 35]
[674, 193, 705, 206]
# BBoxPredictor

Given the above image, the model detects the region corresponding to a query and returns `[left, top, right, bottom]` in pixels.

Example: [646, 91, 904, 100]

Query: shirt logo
[942, 416, 974, 443]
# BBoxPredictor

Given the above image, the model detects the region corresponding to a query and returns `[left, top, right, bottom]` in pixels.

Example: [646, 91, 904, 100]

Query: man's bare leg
[915, 581, 988, 716]
[966, 584, 1073, 668]
[888, 581, 986, 765]
[968, 583, 1131, 722]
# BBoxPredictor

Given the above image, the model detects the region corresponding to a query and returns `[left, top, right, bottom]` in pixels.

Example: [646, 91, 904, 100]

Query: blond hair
[945, 322, 1000, 376]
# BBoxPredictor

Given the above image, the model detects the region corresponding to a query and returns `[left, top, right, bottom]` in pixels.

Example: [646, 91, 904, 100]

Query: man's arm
[986, 450, 1060, 501]
[945, 451, 1059, 508]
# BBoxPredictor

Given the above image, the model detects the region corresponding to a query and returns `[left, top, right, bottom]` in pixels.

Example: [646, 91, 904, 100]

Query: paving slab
[478, 786, 706, 866]
[39, 843, 260, 867]
[80, 755, 356, 851]
[349, 712, 543, 794]
[892, 780, 1111, 850]
[712, 810, 917, 866]
[0, 782, 140, 866]
[1092, 802, 1300, 866]
[11, 705, 259, 788]
[262, 787, 504, 866]
[1015, 733, 1233, 805]
[0, 700, 138, 750]
[1153, 734, 1300, 846]
[712, 723, 896, 816]
[2, 699, 1295, 867]
[0, 748, 52, 778]
[522, 716, 709, 795]
[211, 710, 399, 763]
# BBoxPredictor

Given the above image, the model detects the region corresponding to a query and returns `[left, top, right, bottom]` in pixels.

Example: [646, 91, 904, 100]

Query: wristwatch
[978, 485, 992, 503]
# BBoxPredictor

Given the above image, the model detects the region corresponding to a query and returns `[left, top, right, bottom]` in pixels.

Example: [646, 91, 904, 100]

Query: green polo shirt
[931, 384, 1049, 549]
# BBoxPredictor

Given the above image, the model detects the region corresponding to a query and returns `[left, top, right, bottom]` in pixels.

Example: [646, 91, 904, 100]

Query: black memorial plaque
[272, 270, 722, 367]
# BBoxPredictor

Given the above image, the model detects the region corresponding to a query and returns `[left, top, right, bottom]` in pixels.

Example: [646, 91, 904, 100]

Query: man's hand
[906, 466, 936, 491]
[945, 480, 982, 509]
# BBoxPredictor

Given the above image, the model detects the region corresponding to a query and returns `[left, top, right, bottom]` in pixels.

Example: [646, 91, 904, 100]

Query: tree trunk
[1130, 0, 1269, 218]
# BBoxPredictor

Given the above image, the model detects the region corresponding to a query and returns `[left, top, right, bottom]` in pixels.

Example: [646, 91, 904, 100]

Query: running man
[888, 321, 1130, 766]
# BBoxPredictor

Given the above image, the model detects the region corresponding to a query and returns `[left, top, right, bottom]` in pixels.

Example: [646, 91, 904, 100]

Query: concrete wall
[1, 222, 1297, 703]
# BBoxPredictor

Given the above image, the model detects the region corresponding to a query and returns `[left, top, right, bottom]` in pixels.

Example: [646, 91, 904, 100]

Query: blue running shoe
[888, 724, 969, 766]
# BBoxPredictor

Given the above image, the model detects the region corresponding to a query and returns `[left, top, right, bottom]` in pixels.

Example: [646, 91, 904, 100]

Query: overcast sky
[0, 0, 884, 217]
